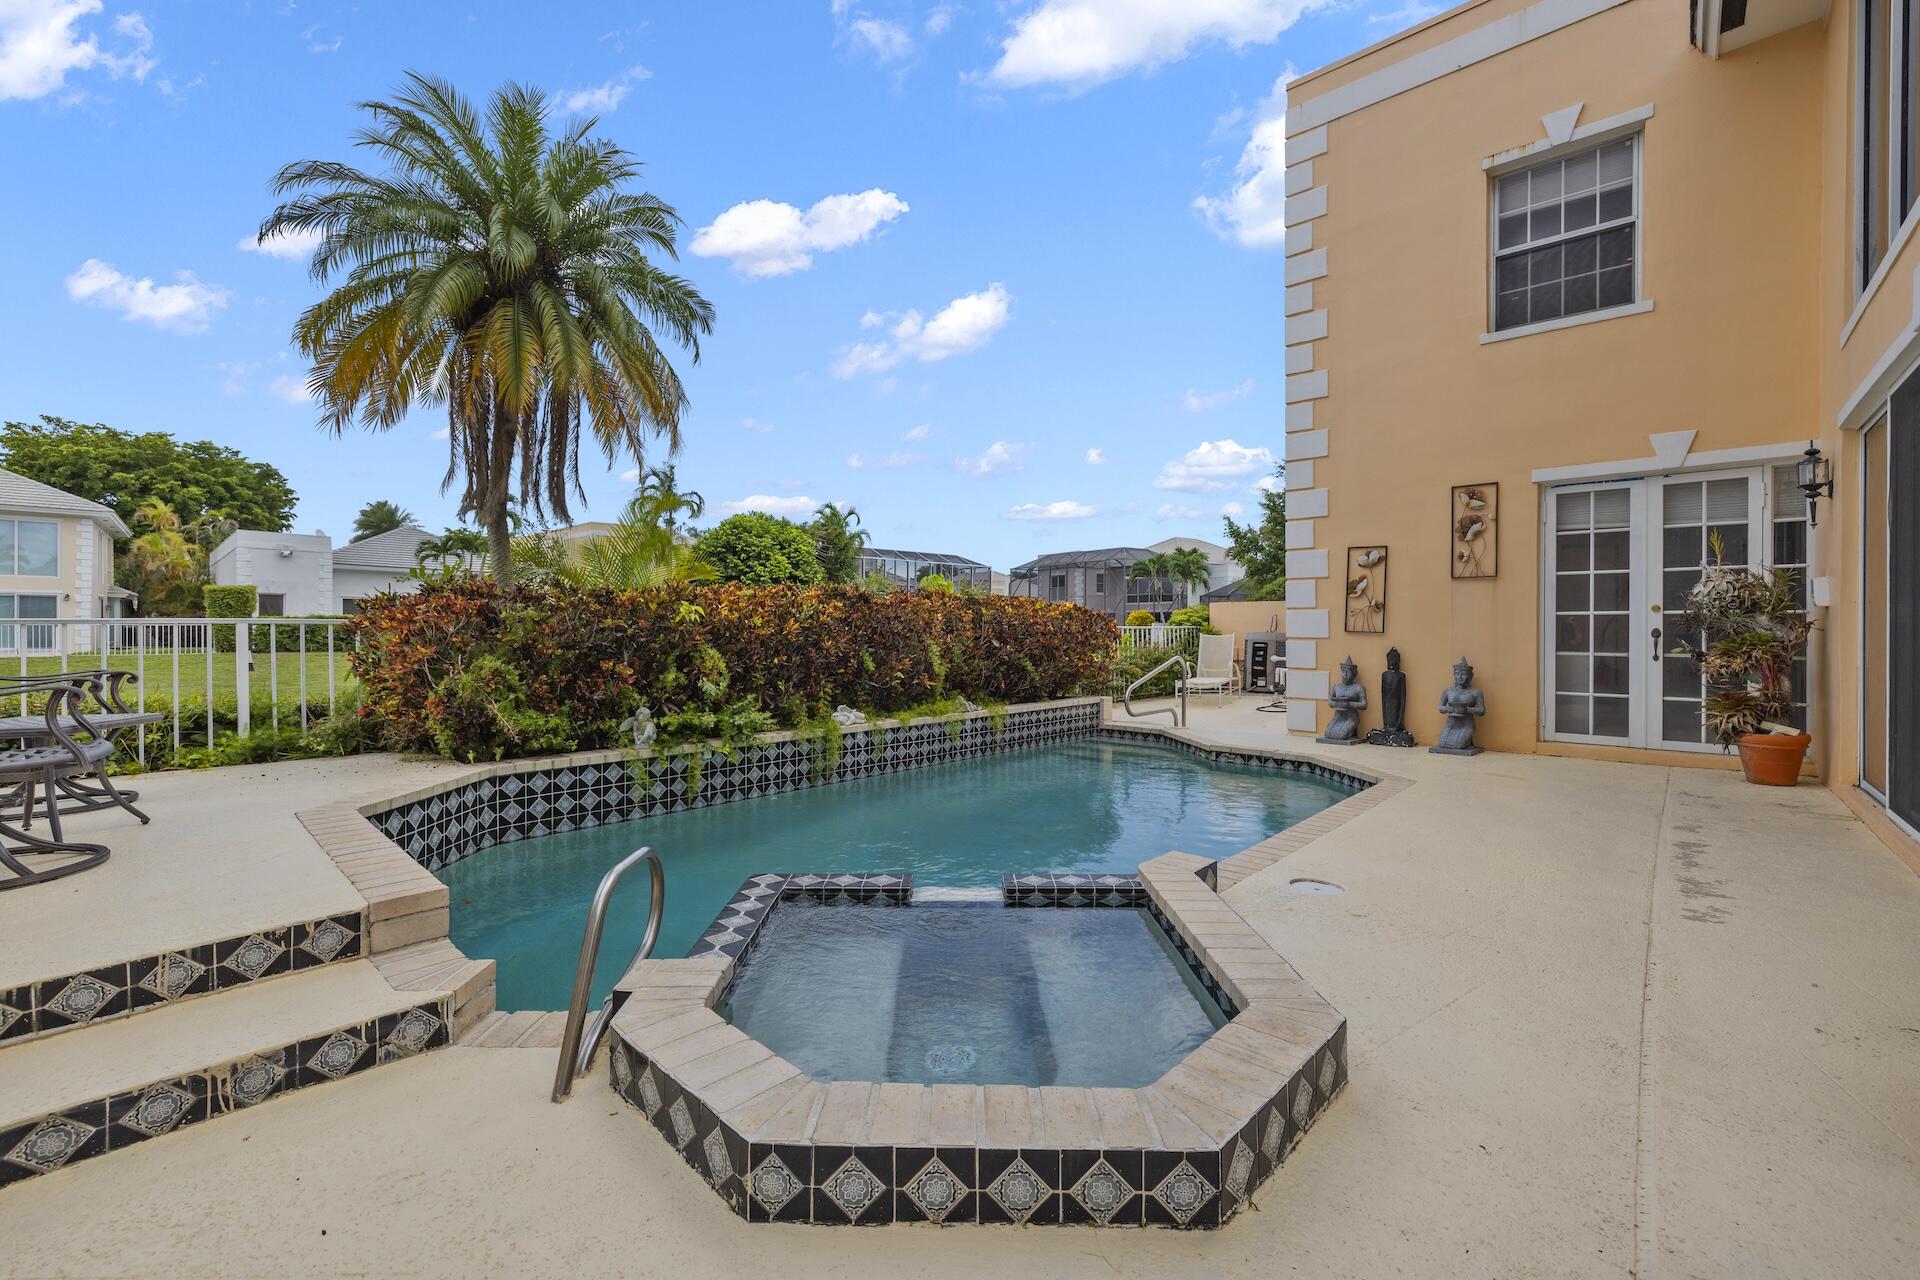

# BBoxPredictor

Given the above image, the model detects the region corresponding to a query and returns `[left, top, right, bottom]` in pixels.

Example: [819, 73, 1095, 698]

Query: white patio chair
[1182, 633, 1237, 706]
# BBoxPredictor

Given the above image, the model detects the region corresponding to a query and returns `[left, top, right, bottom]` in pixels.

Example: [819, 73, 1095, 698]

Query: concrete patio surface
[1, 700, 1915, 1278]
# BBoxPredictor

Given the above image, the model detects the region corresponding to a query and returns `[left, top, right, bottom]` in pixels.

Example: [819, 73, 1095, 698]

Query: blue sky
[0, 0, 1433, 568]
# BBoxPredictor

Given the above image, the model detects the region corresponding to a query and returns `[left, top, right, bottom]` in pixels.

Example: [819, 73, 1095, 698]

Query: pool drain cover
[925, 1044, 978, 1075]
[1288, 878, 1345, 895]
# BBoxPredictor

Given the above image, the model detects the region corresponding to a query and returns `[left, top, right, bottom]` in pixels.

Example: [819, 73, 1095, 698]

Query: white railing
[8, 617, 355, 764]
[1118, 623, 1200, 660]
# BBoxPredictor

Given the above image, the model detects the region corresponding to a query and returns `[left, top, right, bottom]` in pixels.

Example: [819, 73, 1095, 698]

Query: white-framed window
[1857, 0, 1920, 294]
[1492, 136, 1639, 332]
[0, 519, 60, 577]
[259, 593, 286, 617]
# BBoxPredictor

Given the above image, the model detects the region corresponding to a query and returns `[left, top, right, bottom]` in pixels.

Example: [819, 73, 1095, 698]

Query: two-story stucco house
[1279, 0, 1918, 858]
[0, 468, 131, 650]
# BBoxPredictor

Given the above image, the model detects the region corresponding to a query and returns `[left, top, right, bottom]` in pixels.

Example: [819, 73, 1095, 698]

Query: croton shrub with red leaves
[349, 578, 1118, 759]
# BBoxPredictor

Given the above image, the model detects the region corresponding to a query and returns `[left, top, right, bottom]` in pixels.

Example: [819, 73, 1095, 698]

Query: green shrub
[1168, 604, 1220, 634]
[918, 573, 953, 594]
[1109, 643, 1183, 698]
[352, 579, 1117, 762]
[697, 513, 824, 585]
[203, 585, 258, 652]
[1124, 609, 1155, 627]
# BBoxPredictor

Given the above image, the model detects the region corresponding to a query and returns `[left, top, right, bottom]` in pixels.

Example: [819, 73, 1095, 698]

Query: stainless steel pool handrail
[552, 845, 665, 1103]
[1123, 654, 1192, 727]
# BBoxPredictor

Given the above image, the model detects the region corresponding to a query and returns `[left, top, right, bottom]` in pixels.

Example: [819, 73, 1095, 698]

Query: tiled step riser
[0, 997, 449, 1190]
[0, 912, 366, 1049]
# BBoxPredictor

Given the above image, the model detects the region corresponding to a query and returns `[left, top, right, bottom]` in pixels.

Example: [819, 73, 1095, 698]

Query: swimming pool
[440, 737, 1357, 1009]
[718, 900, 1228, 1087]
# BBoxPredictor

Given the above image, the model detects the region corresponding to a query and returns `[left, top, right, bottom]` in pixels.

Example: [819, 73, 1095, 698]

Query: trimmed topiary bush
[1124, 609, 1155, 627]
[203, 584, 259, 652]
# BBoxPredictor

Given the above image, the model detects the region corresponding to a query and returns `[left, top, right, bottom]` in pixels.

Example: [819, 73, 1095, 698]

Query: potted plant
[1670, 549, 1814, 786]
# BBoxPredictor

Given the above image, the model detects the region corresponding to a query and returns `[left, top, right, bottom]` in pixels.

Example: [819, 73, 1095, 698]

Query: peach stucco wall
[1282, 0, 1826, 756]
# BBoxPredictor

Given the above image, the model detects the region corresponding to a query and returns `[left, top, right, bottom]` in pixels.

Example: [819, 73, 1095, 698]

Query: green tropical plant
[260, 72, 715, 586]
[637, 464, 703, 531]
[1168, 604, 1219, 633]
[119, 498, 207, 615]
[1124, 609, 1155, 627]
[696, 512, 823, 585]
[810, 502, 868, 584]
[1670, 543, 1814, 746]
[917, 573, 953, 594]
[1223, 466, 1287, 599]
[352, 500, 417, 542]
[415, 527, 489, 566]
[511, 483, 709, 589]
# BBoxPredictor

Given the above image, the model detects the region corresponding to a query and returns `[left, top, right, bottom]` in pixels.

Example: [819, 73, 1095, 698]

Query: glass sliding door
[1864, 415, 1891, 801]
[1547, 483, 1642, 743]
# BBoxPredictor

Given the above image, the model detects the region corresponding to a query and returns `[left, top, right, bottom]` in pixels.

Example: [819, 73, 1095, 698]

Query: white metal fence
[8, 617, 356, 763]
[1117, 623, 1200, 662]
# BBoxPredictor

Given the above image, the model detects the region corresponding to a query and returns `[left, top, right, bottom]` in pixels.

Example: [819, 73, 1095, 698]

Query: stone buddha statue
[1431, 656, 1486, 756]
[1364, 648, 1415, 747]
[1316, 656, 1366, 746]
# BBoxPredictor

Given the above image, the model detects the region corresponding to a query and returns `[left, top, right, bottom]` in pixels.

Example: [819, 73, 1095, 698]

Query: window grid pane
[1553, 486, 1632, 741]
[1493, 137, 1637, 332]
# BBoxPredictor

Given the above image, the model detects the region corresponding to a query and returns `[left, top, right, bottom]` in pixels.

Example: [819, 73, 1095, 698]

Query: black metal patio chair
[0, 682, 113, 891]
[0, 671, 155, 825]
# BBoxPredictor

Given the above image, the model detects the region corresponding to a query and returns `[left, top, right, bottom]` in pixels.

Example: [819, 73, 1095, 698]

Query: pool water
[440, 738, 1353, 1010]
[718, 902, 1227, 1087]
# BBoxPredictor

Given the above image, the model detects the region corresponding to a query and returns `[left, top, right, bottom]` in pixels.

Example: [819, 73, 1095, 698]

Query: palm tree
[415, 526, 489, 567]
[511, 485, 709, 590]
[352, 500, 417, 542]
[1163, 546, 1214, 604]
[120, 499, 205, 615]
[260, 73, 716, 585]
[811, 502, 867, 583]
[636, 464, 702, 531]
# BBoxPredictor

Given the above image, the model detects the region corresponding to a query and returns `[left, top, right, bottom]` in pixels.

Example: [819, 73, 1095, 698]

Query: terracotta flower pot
[1734, 732, 1810, 786]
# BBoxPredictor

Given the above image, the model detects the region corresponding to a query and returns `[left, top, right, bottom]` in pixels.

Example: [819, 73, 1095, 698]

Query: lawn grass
[2, 650, 358, 705]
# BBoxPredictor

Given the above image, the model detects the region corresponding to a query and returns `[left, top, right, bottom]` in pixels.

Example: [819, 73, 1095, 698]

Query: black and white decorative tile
[1143, 901, 1241, 1017]
[0, 997, 448, 1190]
[1001, 873, 1146, 908]
[1090, 728, 1376, 794]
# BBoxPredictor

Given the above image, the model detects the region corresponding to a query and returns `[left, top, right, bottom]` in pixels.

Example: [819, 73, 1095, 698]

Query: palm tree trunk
[486, 506, 513, 586]
[487, 400, 517, 586]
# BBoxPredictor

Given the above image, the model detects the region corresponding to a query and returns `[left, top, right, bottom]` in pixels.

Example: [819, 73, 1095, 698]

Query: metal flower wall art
[1345, 545, 1387, 633]
[1450, 483, 1498, 579]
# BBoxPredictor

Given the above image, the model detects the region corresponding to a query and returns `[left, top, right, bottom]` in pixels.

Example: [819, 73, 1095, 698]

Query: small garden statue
[1365, 648, 1416, 747]
[1316, 656, 1366, 746]
[619, 705, 657, 750]
[831, 705, 867, 728]
[1431, 657, 1485, 756]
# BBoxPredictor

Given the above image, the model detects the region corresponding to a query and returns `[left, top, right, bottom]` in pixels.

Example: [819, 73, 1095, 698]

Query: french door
[1545, 467, 1806, 751]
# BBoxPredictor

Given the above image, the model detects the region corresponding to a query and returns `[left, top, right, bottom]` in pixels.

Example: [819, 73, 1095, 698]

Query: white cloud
[266, 373, 312, 403]
[717, 494, 822, 518]
[833, 2, 943, 63]
[239, 226, 324, 261]
[1084, 447, 1105, 464]
[1182, 378, 1255, 412]
[741, 417, 775, 433]
[1154, 438, 1277, 492]
[849, 16, 912, 59]
[558, 64, 651, 113]
[65, 258, 227, 333]
[618, 465, 639, 482]
[834, 283, 1011, 376]
[692, 188, 908, 278]
[986, 0, 1323, 90]
[1221, 500, 1245, 516]
[212, 359, 255, 396]
[1255, 471, 1282, 493]
[1007, 500, 1096, 521]
[902, 422, 932, 441]
[1193, 71, 1293, 249]
[846, 450, 921, 469]
[300, 23, 340, 53]
[925, 5, 955, 35]
[431, 425, 452, 441]
[1155, 503, 1205, 520]
[957, 440, 1025, 476]
[1, 1, 156, 100]
[1370, 0, 1442, 25]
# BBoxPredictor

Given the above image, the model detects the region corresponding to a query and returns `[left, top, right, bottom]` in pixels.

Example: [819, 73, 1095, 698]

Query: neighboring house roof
[1201, 579, 1250, 603]
[0, 468, 130, 537]
[333, 525, 438, 570]
[1009, 547, 1155, 573]
[1149, 535, 1230, 558]
[860, 547, 991, 569]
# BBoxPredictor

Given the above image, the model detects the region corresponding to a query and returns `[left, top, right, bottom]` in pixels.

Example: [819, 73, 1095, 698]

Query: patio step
[458, 1009, 570, 1048]
[368, 938, 496, 1039]
[0, 958, 453, 1191]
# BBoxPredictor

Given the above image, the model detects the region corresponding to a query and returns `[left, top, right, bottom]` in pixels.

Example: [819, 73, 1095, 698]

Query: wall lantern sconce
[1796, 441, 1834, 528]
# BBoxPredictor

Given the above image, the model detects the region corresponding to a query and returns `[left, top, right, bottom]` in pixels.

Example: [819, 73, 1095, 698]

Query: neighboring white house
[0, 469, 133, 648]
[210, 524, 474, 615]
[1147, 535, 1246, 599]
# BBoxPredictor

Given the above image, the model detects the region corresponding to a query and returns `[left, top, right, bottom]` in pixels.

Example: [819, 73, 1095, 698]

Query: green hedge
[352, 579, 1119, 762]
[203, 585, 258, 652]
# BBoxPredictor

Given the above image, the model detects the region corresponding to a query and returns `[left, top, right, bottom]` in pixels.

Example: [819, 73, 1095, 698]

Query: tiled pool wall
[608, 867, 1347, 1228]
[365, 699, 1106, 872]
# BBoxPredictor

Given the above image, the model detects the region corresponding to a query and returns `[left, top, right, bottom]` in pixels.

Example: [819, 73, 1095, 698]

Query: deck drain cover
[1288, 878, 1345, 895]
[925, 1044, 978, 1075]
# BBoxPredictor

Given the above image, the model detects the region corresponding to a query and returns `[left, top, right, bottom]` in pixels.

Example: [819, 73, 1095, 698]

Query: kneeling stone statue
[1430, 657, 1486, 756]
[1316, 657, 1366, 746]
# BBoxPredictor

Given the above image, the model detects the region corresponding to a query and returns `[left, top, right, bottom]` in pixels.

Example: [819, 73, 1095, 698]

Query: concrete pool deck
[1, 700, 1917, 1276]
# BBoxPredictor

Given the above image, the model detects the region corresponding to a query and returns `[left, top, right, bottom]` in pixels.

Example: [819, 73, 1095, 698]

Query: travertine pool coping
[603, 850, 1351, 1228]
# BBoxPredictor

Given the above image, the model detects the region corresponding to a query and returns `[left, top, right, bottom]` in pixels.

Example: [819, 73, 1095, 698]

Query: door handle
[1650, 625, 1662, 661]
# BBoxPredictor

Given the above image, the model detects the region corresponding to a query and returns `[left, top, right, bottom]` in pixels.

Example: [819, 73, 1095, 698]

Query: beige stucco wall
[1283, 0, 1825, 755]
[1207, 601, 1286, 645]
